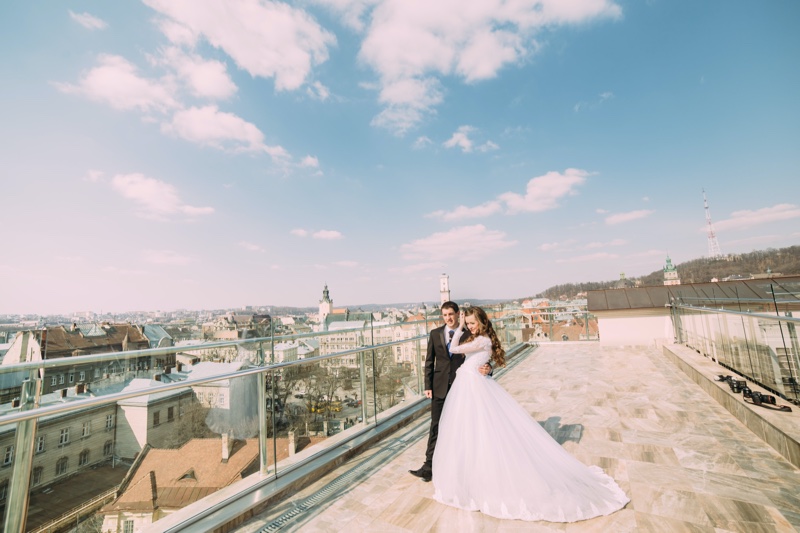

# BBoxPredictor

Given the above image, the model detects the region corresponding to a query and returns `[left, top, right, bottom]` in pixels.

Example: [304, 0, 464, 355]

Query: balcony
[1, 299, 799, 532]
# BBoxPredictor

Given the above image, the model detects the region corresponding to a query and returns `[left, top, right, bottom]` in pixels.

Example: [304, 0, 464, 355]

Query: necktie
[447, 330, 455, 358]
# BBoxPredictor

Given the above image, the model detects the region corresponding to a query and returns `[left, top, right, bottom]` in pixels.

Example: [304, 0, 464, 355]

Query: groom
[410, 301, 489, 482]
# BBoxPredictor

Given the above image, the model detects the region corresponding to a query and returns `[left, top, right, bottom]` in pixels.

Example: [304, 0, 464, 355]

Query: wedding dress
[432, 332, 629, 522]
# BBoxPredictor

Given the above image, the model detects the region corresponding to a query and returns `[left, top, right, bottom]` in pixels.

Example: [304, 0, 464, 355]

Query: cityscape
[2, 0, 799, 531]
[0, 276, 599, 531]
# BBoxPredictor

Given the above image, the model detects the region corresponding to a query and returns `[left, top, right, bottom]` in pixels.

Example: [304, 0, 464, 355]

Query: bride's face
[465, 315, 481, 335]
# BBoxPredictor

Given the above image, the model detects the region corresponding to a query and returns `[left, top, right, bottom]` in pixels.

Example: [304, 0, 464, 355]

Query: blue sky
[1, 0, 799, 315]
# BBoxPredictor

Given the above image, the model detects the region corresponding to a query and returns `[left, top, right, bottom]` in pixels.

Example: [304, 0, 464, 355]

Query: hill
[535, 245, 800, 300]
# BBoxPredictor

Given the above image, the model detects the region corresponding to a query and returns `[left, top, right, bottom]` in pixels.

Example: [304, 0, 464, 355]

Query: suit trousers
[424, 383, 452, 469]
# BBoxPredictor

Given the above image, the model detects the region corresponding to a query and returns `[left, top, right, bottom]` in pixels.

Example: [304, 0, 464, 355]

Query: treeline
[536, 245, 800, 300]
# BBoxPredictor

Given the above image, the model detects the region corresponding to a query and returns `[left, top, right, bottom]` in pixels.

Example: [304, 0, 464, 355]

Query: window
[59, 374, 65, 384]
[3, 446, 12, 466]
[82, 421, 91, 438]
[79, 449, 90, 466]
[103, 440, 113, 456]
[59, 428, 70, 446]
[79, 371, 86, 381]
[106, 414, 114, 429]
[94, 368, 100, 378]
[153, 411, 160, 427]
[167, 407, 174, 422]
[51, 376, 57, 386]
[69, 373, 75, 383]
[36, 436, 45, 454]
[55, 457, 68, 476]
[32, 466, 43, 486]
[179, 405, 185, 418]
[218, 393, 225, 407]
[123, 520, 135, 533]
[0, 480, 7, 502]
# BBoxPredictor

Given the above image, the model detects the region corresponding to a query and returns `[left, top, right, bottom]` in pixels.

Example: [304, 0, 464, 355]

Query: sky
[1, 0, 799, 315]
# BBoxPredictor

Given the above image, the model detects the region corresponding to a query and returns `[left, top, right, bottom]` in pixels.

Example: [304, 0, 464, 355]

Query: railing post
[257, 340, 269, 475]
[5, 378, 40, 533]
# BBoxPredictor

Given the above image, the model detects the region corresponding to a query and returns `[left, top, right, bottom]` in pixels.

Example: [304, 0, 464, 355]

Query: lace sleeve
[449, 333, 491, 354]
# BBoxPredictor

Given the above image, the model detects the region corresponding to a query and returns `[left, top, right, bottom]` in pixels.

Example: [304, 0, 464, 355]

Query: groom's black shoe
[409, 466, 432, 482]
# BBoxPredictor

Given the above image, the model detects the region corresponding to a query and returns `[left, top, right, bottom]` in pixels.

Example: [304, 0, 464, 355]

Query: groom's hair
[441, 301, 459, 314]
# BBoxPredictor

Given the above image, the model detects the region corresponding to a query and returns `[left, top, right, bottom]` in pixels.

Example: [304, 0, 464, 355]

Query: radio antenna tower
[703, 188, 722, 258]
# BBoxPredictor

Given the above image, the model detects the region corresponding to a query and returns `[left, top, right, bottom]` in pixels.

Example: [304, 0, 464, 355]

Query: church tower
[319, 284, 333, 329]
[440, 274, 451, 305]
[663, 256, 681, 286]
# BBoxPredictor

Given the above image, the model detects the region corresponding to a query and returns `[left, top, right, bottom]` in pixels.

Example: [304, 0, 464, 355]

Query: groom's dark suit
[421, 323, 469, 472]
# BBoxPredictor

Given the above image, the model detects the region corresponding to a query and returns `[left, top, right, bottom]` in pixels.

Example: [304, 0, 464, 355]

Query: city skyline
[2, 1, 799, 315]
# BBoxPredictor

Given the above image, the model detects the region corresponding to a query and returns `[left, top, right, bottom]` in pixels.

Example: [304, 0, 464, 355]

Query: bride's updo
[464, 306, 506, 368]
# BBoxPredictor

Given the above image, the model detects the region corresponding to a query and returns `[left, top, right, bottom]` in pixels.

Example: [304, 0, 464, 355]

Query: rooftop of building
[231, 342, 800, 532]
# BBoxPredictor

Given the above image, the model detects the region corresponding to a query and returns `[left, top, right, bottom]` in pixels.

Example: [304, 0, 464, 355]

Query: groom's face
[442, 308, 457, 328]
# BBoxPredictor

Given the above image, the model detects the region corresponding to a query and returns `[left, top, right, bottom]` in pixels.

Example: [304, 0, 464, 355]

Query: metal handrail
[672, 303, 800, 324]
[0, 335, 427, 426]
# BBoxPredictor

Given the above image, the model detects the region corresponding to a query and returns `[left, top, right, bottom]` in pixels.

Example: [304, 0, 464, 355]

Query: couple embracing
[410, 301, 629, 523]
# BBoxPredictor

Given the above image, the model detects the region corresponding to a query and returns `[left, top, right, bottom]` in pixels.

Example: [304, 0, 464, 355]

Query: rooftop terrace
[232, 343, 800, 532]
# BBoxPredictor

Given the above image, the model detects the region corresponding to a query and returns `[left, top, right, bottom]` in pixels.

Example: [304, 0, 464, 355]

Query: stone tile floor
[234, 344, 800, 532]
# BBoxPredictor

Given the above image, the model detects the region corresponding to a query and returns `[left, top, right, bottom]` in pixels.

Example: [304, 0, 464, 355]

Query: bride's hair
[464, 306, 506, 368]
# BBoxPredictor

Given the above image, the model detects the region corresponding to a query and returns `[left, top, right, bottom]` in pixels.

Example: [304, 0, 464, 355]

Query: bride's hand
[459, 310, 466, 328]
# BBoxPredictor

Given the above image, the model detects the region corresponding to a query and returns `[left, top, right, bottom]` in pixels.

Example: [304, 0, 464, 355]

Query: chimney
[288, 431, 296, 457]
[222, 432, 233, 463]
[149, 471, 158, 508]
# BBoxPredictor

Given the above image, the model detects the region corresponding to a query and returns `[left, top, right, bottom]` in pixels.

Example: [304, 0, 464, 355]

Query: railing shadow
[538, 416, 584, 445]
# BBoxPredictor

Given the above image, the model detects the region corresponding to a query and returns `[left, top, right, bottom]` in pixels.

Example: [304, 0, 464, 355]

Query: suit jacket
[424, 325, 469, 399]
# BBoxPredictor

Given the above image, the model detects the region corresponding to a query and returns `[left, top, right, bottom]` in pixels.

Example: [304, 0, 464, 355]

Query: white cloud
[574, 90, 615, 113]
[299, 155, 320, 168]
[443, 125, 476, 153]
[313, 230, 343, 240]
[157, 18, 198, 46]
[69, 10, 108, 30]
[239, 241, 265, 252]
[642, 196, 650, 202]
[110, 173, 214, 219]
[429, 168, 588, 220]
[412, 135, 433, 149]
[499, 168, 588, 214]
[713, 204, 800, 232]
[145, 0, 336, 91]
[334, 260, 359, 267]
[478, 140, 499, 152]
[154, 47, 237, 100]
[539, 239, 576, 252]
[605, 209, 654, 225]
[162, 105, 288, 159]
[54, 54, 178, 114]
[348, 0, 621, 133]
[307, 80, 331, 100]
[143, 249, 192, 265]
[83, 170, 105, 183]
[428, 201, 502, 221]
[291, 228, 309, 237]
[400, 224, 516, 261]
[596, 208, 609, 214]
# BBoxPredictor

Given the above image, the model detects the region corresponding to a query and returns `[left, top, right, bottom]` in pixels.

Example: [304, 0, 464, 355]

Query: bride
[432, 306, 629, 522]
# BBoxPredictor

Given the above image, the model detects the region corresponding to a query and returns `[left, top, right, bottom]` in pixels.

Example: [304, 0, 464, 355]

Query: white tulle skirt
[432, 368, 629, 522]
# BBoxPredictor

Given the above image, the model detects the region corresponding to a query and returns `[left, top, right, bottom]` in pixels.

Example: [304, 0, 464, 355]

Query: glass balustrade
[673, 302, 800, 403]
[0, 304, 593, 531]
